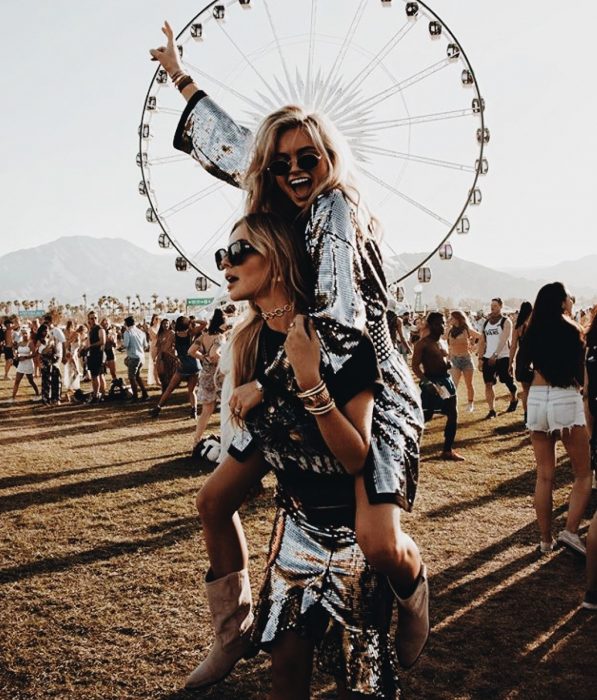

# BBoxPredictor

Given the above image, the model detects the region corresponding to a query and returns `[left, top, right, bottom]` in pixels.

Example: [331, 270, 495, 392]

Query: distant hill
[0, 236, 595, 308]
[0, 236, 212, 305]
[501, 255, 597, 292]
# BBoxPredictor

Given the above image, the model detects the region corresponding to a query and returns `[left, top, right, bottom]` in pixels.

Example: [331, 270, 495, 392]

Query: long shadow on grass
[426, 455, 572, 520]
[409, 544, 595, 699]
[0, 453, 187, 490]
[0, 514, 200, 585]
[0, 455, 197, 515]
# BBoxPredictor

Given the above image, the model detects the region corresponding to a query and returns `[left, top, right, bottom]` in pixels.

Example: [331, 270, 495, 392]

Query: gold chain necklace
[260, 303, 294, 321]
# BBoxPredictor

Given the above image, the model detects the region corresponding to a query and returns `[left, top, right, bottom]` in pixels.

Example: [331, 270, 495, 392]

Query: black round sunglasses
[215, 239, 258, 271]
[267, 152, 321, 177]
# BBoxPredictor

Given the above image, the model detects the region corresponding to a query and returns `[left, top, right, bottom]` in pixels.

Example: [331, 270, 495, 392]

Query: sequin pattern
[252, 494, 401, 699]
[175, 95, 424, 511]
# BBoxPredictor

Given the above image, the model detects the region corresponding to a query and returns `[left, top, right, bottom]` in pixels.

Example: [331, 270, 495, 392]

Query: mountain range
[0, 236, 595, 309]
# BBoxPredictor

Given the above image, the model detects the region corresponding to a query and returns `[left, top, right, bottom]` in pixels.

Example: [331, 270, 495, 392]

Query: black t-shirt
[230, 325, 382, 478]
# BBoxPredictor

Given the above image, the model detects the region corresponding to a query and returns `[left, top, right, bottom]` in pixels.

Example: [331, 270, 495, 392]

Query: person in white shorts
[519, 282, 592, 555]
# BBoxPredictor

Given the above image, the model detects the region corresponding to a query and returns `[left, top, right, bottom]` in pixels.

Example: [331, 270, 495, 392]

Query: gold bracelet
[305, 399, 336, 416]
[299, 383, 332, 412]
[296, 379, 325, 399]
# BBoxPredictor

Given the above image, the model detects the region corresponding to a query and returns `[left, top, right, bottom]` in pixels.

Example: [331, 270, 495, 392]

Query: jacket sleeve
[305, 190, 367, 373]
[173, 91, 253, 188]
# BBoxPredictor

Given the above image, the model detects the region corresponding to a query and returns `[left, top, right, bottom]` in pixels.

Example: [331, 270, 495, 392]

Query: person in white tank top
[477, 298, 518, 419]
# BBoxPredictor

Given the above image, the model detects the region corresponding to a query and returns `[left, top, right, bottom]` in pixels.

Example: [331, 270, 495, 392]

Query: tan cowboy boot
[185, 569, 254, 689]
[390, 564, 429, 669]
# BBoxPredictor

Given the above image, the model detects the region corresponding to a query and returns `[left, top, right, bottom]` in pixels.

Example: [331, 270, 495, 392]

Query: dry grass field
[1, 367, 595, 700]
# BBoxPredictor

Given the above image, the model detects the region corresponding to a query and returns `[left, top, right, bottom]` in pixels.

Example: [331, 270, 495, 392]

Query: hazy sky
[1, 1, 595, 269]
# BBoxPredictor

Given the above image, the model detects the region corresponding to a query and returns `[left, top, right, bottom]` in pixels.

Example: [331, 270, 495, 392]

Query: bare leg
[355, 476, 421, 595]
[12, 373, 23, 399]
[196, 452, 270, 579]
[560, 426, 592, 533]
[157, 372, 182, 407]
[3, 358, 13, 379]
[105, 360, 117, 380]
[25, 374, 39, 395]
[530, 431, 557, 543]
[99, 374, 106, 396]
[450, 366, 462, 390]
[269, 631, 314, 700]
[187, 375, 198, 410]
[485, 382, 495, 411]
[463, 367, 475, 403]
[194, 402, 216, 445]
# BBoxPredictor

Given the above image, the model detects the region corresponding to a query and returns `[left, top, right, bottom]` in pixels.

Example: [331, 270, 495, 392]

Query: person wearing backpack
[477, 297, 518, 419]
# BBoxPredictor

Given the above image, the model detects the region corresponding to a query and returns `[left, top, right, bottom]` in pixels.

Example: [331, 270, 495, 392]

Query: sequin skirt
[252, 490, 401, 698]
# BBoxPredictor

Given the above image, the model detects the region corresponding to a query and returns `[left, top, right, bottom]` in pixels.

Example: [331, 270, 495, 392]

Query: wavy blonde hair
[229, 213, 311, 392]
[243, 105, 378, 237]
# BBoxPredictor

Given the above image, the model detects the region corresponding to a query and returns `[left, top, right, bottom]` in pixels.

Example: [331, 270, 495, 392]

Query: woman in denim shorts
[520, 282, 592, 555]
[448, 311, 480, 413]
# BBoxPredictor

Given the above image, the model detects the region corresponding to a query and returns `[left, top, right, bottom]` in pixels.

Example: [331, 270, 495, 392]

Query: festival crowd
[2, 18, 595, 697]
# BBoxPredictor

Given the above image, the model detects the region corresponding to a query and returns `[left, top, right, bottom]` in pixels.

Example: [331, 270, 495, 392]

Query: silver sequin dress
[231, 325, 400, 698]
[174, 93, 423, 511]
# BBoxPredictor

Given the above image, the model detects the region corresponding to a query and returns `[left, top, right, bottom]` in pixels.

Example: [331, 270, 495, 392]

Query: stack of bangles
[297, 379, 336, 416]
[170, 70, 196, 92]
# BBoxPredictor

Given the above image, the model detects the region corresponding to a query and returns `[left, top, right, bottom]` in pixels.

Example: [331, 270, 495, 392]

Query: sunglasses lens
[228, 241, 245, 265]
[215, 249, 227, 270]
[297, 153, 320, 171]
[268, 159, 290, 176]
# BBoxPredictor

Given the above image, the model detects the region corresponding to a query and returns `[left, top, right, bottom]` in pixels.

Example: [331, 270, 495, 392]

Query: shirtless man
[412, 312, 464, 461]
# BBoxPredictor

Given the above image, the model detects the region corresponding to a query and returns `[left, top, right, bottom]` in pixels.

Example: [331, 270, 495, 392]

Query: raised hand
[149, 20, 183, 77]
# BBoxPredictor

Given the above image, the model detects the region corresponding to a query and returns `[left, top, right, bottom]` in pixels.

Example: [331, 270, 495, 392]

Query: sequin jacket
[174, 93, 423, 510]
[174, 92, 394, 371]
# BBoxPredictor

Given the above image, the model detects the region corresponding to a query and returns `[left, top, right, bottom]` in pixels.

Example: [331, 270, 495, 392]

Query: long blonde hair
[229, 213, 311, 391]
[244, 105, 378, 237]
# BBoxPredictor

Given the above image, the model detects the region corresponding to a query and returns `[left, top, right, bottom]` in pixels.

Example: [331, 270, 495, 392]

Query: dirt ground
[1, 368, 595, 699]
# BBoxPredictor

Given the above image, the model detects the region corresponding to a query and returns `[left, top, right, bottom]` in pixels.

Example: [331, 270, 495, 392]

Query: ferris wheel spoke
[359, 167, 451, 226]
[340, 107, 476, 134]
[317, 0, 368, 110]
[184, 62, 268, 112]
[355, 145, 476, 173]
[148, 154, 191, 166]
[324, 20, 413, 116]
[305, 0, 318, 105]
[215, 24, 279, 109]
[334, 57, 451, 122]
[263, 0, 294, 102]
[190, 206, 242, 261]
[157, 182, 225, 219]
[155, 107, 183, 117]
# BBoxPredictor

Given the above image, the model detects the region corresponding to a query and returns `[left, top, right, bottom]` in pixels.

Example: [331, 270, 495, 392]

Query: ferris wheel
[137, 0, 487, 294]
